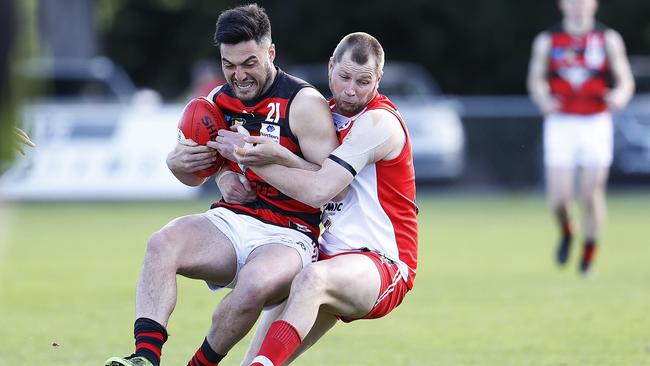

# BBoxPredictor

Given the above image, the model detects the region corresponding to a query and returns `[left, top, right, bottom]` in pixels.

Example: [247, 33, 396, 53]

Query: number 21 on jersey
[266, 102, 280, 123]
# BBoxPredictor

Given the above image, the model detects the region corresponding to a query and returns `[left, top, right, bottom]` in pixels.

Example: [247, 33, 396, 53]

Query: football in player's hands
[177, 97, 228, 177]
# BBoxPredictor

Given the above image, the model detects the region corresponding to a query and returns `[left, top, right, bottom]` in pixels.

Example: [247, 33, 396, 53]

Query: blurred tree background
[95, 0, 650, 99]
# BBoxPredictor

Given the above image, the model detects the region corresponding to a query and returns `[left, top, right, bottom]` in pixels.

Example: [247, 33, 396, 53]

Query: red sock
[250, 321, 301, 366]
[582, 240, 597, 263]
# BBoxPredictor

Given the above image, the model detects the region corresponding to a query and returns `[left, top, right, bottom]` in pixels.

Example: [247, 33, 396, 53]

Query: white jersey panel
[320, 163, 409, 282]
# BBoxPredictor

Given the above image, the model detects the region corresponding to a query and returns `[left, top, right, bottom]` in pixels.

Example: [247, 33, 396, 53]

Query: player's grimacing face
[220, 40, 275, 101]
[328, 53, 381, 115]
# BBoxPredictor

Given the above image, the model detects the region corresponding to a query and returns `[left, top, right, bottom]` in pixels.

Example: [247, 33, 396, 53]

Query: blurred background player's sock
[580, 239, 597, 275]
[187, 337, 225, 366]
[250, 321, 301, 366]
[555, 212, 573, 265]
[133, 317, 168, 366]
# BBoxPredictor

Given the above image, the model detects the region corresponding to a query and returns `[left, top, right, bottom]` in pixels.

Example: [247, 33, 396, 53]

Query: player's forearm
[279, 151, 321, 171]
[527, 33, 554, 114]
[527, 78, 553, 111]
[610, 76, 635, 107]
[604, 30, 636, 110]
[251, 164, 335, 208]
[171, 170, 207, 186]
[166, 147, 210, 186]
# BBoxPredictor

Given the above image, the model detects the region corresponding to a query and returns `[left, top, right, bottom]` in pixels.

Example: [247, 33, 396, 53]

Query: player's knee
[551, 200, 569, 215]
[293, 264, 327, 295]
[146, 227, 183, 262]
[582, 193, 601, 211]
[230, 282, 269, 313]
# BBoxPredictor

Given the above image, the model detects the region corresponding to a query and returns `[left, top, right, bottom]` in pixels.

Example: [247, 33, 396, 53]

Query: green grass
[1, 193, 649, 366]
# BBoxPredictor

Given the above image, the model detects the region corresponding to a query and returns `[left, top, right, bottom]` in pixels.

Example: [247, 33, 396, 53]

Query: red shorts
[320, 250, 409, 323]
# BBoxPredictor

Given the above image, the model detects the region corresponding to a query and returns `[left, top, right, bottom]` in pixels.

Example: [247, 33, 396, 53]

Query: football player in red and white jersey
[217, 32, 418, 366]
[527, 0, 634, 275]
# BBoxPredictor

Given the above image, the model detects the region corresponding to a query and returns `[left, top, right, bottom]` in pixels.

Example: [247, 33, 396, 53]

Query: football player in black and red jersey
[105, 4, 338, 366]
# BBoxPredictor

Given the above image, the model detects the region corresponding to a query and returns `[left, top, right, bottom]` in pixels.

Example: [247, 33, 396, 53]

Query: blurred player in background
[527, 0, 634, 274]
[104, 4, 338, 366]
[214, 32, 418, 366]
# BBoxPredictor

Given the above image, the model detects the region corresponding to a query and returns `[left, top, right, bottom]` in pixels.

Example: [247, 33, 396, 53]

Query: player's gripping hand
[210, 128, 247, 161]
[166, 138, 219, 174]
[232, 135, 289, 166]
[216, 170, 257, 204]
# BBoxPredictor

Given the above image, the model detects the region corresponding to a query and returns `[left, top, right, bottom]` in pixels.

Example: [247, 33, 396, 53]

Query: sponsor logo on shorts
[278, 237, 307, 253]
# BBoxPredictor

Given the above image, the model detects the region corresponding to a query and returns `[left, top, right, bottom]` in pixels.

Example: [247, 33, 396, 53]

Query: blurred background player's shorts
[543, 111, 613, 168]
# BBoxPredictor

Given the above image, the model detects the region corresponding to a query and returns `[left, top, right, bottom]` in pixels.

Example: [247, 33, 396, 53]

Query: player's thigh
[544, 115, 576, 168]
[545, 166, 575, 205]
[578, 112, 613, 168]
[312, 254, 381, 319]
[156, 214, 237, 284]
[235, 244, 304, 304]
[285, 310, 338, 365]
[580, 166, 609, 197]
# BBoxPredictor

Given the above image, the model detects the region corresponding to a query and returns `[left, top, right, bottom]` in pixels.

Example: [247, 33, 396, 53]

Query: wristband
[216, 170, 238, 186]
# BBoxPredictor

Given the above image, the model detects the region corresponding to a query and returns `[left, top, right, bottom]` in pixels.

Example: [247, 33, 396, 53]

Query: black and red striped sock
[187, 338, 225, 366]
[133, 317, 168, 366]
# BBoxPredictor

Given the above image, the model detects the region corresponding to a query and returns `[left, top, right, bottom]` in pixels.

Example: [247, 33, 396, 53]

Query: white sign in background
[1, 103, 199, 200]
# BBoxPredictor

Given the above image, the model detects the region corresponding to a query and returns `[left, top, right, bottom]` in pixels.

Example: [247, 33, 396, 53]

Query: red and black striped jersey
[547, 23, 612, 115]
[210, 68, 321, 241]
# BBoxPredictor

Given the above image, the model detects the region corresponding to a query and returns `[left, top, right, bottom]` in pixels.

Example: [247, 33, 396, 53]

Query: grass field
[1, 192, 649, 366]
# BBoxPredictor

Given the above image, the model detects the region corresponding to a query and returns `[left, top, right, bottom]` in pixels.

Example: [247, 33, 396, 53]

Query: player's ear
[268, 43, 276, 63]
[374, 69, 383, 93]
[328, 57, 334, 76]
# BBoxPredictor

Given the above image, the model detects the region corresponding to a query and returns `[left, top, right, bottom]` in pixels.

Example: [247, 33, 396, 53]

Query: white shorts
[201, 207, 317, 290]
[543, 112, 613, 168]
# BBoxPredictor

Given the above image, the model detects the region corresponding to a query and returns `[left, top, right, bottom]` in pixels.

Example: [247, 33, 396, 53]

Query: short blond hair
[332, 32, 384, 73]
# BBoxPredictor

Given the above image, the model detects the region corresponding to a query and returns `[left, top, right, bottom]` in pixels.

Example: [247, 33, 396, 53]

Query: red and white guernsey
[547, 23, 612, 115]
[320, 94, 418, 289]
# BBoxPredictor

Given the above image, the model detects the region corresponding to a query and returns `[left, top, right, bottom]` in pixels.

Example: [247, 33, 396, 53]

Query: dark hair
[332, 32, 385, 72]
[214, 3, 272, 47]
